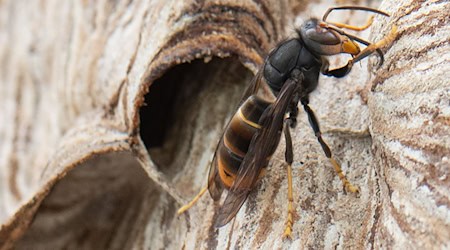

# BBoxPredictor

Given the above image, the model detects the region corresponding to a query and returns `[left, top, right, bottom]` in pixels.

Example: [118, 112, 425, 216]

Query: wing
[207, 69, 264, 200]
[207, 137, 225, 200]
[215, 75, 301, 227]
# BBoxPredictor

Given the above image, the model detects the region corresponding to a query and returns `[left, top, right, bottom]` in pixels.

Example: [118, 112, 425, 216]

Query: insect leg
[322, 25, 397, 78]
[351, 25, 397, 65]
[177, 186, 208, 215]
[301, 98, 359, 194]
[282, 112, 297, 239]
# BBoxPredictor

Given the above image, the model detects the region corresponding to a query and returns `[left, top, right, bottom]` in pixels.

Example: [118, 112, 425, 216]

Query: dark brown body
[208, 35, 322, 201]
[199, 7, 394, 230]
[207, 35, 324, 227]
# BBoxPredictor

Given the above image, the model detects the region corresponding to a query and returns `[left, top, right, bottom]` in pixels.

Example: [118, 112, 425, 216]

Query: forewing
[215, 77, 299, 227]
[207, 138, 224, 200]
[207, 69, 264, 200]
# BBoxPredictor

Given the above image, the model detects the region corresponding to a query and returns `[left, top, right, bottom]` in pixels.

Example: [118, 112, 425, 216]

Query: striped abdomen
[216, 95, 272, 189]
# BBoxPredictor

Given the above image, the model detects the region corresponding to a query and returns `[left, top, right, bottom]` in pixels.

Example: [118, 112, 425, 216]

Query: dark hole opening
[139, 58, 253, 177]
[140, 64, 186, 148]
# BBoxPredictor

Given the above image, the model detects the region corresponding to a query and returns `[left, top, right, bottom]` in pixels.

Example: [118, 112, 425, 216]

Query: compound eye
[300, 19, 359, 56]
[304, 26, 341, 46]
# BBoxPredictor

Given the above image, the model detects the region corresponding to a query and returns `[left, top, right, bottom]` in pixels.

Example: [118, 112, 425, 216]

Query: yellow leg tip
[390, 25, 398, 35]
[177, 206, 188, 215]
[176, 186, 208, 215]
[283, 163, 295, 240]
[283, 227, 293, 240]
[376, 25, 398, 47]
[345, 184, 360, 194]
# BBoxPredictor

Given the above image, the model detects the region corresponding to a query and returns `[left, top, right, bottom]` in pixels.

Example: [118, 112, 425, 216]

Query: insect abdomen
[217, 96, 271, 189]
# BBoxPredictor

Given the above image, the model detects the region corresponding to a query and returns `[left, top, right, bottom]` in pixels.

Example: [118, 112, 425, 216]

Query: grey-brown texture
[368, 0, 450, 248]
[0, 0, 448, 249]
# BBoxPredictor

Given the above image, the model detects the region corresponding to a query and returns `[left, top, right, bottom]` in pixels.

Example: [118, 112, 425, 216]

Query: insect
[178, 6, 397, 239]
